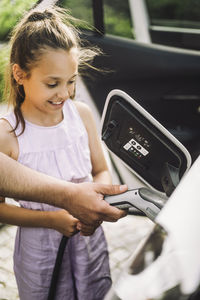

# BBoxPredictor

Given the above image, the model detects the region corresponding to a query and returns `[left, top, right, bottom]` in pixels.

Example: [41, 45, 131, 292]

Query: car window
[59, 0, 133, 39]
[146, 0, 200, 29]
[146, 0, 200, 50]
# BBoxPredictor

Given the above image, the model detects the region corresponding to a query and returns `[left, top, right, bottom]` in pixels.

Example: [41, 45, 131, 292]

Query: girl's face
[17, 47, 78, 125]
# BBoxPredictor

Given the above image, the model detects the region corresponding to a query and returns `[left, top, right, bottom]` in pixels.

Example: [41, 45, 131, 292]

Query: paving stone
[102, 215, 154, 283]
[0, 231, 11, 247]
[0, 246, 13, 261]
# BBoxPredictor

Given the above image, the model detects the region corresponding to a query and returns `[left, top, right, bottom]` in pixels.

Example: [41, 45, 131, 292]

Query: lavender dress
[4, 99, 111, 300]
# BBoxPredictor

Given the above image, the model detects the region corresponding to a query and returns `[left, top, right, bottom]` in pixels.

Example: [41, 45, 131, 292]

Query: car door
[58, 0, 200, 166]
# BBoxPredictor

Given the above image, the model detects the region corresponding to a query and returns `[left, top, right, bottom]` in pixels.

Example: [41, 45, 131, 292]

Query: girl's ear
[12, 64, 26, 85]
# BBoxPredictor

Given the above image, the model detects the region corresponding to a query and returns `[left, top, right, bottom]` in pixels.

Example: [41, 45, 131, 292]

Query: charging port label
[123, 138, 149, 158]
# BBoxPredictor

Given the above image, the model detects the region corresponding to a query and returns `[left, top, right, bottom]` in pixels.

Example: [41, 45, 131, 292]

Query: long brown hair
[4, 6, 99, 134]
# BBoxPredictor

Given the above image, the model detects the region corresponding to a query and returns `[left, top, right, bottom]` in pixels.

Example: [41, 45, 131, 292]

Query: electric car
[56, 1, 200, 299]
[58, 0, 200, 163]
[101, 89, 200, 300]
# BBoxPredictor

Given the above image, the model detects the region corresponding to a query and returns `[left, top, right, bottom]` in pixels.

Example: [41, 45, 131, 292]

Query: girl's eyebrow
[46, 74, 78, 80]
[70, 74, 78, 78]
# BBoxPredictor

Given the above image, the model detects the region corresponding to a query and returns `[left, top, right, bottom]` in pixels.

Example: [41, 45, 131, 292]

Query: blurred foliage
[59, 0, 93, 30]
[104, 0, 133, 38]
[0, 44, 10, 103]
[0, 0, 37, 41]
[0, 0, 37, 102]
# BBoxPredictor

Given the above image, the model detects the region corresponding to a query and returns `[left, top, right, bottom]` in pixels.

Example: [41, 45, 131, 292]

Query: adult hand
[64, 182, 128, 226]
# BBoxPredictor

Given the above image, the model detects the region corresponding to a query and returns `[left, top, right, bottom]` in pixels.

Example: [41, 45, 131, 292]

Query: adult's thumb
[99, 184, 128, 196]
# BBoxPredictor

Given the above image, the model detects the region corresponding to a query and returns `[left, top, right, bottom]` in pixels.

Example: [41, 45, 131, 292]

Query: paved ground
[0, 215, 154, 300]
[0, 224, 19, 300]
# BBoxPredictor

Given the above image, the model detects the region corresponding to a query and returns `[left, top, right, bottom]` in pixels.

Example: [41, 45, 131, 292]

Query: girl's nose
[57, 87, 70, 100]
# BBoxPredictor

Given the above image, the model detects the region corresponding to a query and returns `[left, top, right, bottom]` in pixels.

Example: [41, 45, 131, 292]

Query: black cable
[47, 235, 69, 300]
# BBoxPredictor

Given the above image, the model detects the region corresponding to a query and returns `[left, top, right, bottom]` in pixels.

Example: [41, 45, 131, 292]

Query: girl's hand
[77, 221, 101, 236]
[50, 209, 79, 237]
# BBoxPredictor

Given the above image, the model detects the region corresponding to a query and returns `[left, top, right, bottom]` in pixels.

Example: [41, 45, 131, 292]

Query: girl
[0, 6, 112, 300]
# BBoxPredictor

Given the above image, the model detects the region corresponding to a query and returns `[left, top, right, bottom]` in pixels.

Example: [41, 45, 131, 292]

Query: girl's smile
[19, 48, 78, 126]
[47, 100, 65, 109]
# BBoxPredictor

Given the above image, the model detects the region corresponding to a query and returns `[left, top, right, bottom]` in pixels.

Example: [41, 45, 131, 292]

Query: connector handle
[104, 188, 165, 222]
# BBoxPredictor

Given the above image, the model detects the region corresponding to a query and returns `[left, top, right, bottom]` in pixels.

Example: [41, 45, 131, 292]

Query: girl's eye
[68, 80, 75, 85]
[47, 83, 57, 88]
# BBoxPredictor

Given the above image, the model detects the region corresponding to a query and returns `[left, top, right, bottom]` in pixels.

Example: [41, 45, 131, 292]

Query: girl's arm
[75, 101, 112, 184]
[0, 196, 97, 236]
[0, 197, 79, 237]
[0, 119, 79, 236]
